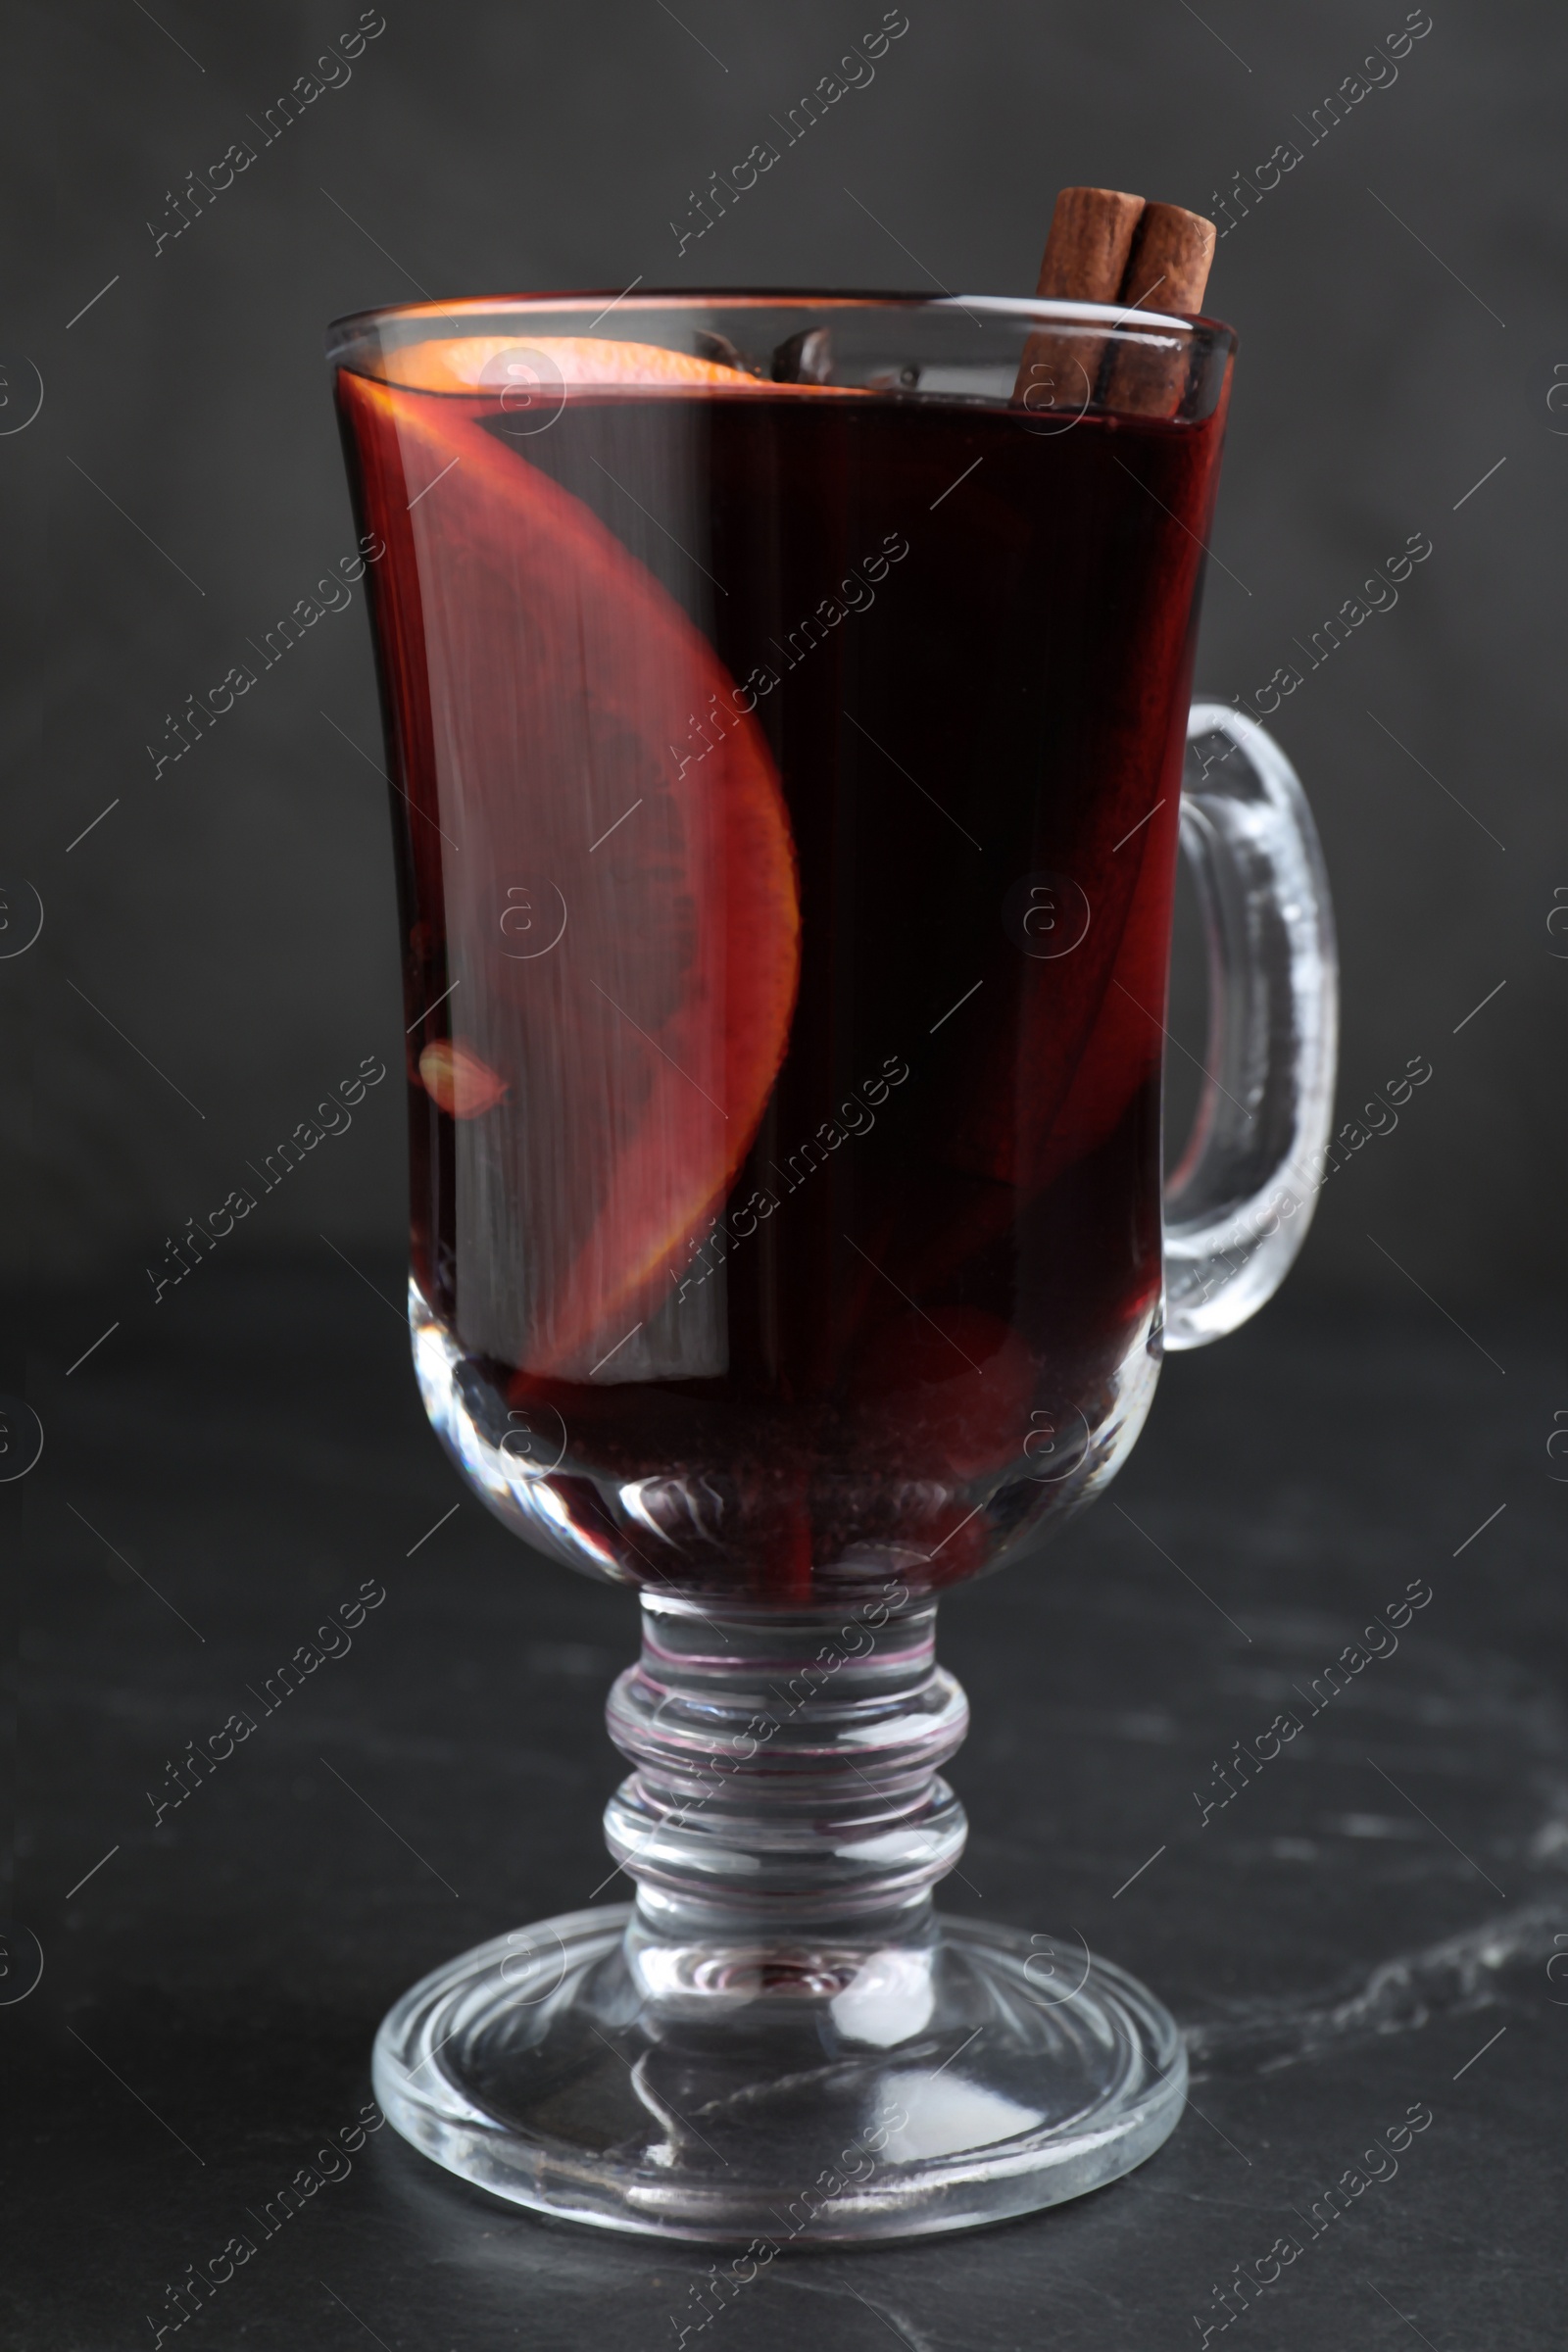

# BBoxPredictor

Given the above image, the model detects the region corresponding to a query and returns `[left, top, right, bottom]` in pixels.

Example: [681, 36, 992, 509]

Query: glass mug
[331, 293, 1336, 2243]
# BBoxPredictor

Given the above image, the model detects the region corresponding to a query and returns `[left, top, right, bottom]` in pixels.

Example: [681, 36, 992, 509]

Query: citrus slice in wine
[382, 335, 766, 395]
[339, 361, 801, 1380]
[380, 334, 867, 400]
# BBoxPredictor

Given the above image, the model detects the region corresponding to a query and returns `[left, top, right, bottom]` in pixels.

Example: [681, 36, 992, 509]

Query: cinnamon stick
[1013, 187, 1143, 424]
[1116, 199, 1217, 315]
[1013, 186, 1217, 422]
[1035, 186, 1146, 302]
[1102, 200, 1217, 416]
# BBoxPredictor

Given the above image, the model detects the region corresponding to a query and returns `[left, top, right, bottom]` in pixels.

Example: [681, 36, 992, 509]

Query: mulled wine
[336, 340, 1226, 1599]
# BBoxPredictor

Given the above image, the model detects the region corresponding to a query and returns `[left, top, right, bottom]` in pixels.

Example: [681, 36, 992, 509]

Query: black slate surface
[11, 1259, 1564, 2350]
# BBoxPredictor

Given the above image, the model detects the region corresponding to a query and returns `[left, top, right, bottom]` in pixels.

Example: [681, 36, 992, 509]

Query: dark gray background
[4, 0, 1563, 1319]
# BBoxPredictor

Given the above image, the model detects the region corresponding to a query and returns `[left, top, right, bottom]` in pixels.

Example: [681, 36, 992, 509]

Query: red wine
[338, 366, 1225, 1601]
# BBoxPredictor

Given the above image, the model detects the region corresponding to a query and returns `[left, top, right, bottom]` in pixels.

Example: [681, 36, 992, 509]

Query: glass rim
[327, 287, 1236, 350]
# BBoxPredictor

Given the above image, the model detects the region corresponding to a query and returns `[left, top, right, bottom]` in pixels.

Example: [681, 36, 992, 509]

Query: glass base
[372, 1903, 1185, 2244]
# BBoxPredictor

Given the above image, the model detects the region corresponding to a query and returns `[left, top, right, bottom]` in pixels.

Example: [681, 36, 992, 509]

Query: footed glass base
[374, 1592, 1184, 2240]
[372, 1903, 1185, 2243]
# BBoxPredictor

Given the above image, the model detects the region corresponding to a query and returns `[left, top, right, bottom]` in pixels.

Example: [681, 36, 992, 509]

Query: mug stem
[604, 1589, 969, 1953]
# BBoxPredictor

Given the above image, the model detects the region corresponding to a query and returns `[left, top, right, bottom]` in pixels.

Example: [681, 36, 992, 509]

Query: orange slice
[382, 334, 769, 394]
[340, 366, 802, 1379]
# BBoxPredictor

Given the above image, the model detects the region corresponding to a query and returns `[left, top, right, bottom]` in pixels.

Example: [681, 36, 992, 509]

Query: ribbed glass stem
[604, 1591, 968, 1943]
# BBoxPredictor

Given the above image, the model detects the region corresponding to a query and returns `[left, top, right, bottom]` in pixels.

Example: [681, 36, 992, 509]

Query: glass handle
[1161, 704, 1339, 1350]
